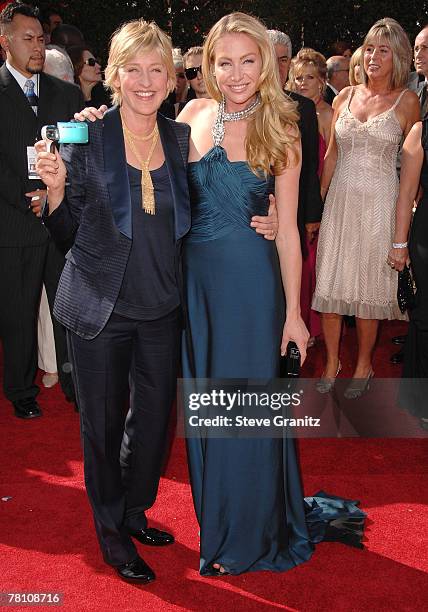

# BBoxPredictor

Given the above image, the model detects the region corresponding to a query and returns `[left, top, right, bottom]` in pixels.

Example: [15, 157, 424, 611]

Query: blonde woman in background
[349, 46, 363, 86]
[289, 48, 333, 147]
[288, 48, 333, 347]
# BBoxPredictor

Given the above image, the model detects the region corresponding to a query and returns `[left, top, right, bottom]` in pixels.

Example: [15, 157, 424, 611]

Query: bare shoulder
[319, 101, 333, 120]
[400, 88, 420, 109]
[402, 88, 419, 102]
[337, 85, 353, 101]
[177, 98, 217, 125]
[395, 89, 421, 131]
[332, 85, 352, 113]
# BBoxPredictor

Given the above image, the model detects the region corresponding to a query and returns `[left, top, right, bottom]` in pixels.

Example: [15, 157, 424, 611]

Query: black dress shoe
[390, 348, 404, 364]
[115, 556, 155, 583]
[128, 527, 174, 546]
[392, 335, 406, 345]
[65, 395, 79, 412]
[13, 398, 42, 419]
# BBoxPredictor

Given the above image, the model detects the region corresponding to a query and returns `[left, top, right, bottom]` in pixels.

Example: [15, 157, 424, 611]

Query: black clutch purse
[285, 341, 300, 377]
[397, 265, 416, 314]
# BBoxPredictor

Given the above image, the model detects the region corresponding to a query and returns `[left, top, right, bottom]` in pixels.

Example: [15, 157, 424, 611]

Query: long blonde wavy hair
[202, 12, 300, 177]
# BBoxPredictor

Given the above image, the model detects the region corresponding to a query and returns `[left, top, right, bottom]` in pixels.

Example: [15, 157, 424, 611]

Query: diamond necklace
[212, 93, 261, 146]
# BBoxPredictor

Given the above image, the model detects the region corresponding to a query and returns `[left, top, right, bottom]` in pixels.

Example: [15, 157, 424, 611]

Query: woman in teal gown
[179, 13, 365, 576]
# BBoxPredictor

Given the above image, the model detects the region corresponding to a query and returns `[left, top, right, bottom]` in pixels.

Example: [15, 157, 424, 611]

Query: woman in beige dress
[313, 18, 420, 397]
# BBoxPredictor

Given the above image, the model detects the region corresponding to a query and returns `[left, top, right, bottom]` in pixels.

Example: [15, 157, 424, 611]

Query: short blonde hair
[202, 12, 299, 177]
[361, 18, 412, 89]
[288, 48, 327, 93]
[183, 46, 203, 68]
[349, 46, 363, 86]
[104, 19, 176, 106]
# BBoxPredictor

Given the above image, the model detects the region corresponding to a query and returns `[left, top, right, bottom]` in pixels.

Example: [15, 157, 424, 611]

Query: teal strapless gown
[182, 146, 365, 576]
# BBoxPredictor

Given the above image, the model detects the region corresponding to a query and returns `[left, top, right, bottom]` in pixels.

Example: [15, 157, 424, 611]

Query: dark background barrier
[35, 1, 428, 64]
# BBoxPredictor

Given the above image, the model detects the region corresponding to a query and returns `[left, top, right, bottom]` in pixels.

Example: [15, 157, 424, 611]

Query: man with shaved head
[413, 25, 428, 117]
[324, 55, 350, 104]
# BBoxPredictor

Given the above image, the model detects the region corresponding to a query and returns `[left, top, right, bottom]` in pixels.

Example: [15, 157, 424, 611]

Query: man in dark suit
[268, 29, 323, 250]
[324, 55, 350, 105]
[414, 26, 428, 119]
[391, 25, 428, 362]
[0, 2, 83, 418]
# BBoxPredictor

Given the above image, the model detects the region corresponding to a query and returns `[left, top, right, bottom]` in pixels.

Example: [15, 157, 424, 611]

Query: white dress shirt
[5, 60, 39, 96]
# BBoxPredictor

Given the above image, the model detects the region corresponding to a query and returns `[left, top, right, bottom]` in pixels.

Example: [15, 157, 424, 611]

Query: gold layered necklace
[121, 110, 159, 215]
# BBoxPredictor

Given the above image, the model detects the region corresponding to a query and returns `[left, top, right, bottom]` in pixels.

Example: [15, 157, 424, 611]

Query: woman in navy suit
[35, 18, 276, 584]
[35, 19, 190, 584]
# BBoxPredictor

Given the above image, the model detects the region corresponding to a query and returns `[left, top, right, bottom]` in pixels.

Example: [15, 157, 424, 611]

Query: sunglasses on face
[83, 57, 97, 67]
[184, 65, 202, 80]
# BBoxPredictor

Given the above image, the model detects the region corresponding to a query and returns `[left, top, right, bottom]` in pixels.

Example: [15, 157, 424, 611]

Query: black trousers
[0, 239, 75, 404]
[0, 243, 47, 402]
[67, 308, 182, 566]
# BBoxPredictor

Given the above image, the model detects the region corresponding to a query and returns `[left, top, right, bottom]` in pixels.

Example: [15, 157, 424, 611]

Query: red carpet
[1, 321, 427, 611]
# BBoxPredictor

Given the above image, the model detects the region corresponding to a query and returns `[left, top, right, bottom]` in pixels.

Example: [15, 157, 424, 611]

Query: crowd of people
[1, 0, 427, 585]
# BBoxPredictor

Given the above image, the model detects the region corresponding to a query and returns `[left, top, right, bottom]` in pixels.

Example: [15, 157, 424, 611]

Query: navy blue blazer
[44, 106, 191, 339]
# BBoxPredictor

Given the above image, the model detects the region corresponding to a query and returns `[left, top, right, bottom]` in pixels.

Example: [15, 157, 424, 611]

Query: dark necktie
[24, 79, 38, 114]
[420, 83, 427, 118]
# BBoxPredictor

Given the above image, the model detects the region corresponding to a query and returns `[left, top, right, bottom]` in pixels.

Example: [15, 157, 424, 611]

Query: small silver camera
[41, 122, 89, 151]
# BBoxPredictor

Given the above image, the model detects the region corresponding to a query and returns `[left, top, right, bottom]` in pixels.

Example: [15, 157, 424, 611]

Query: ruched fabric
[183, 146, 365, 575]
